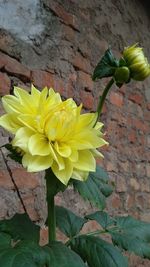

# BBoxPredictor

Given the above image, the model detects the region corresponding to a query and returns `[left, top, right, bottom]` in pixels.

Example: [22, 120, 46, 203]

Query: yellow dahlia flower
[123, 44, 150, 81]
[0, 86, 108, 185]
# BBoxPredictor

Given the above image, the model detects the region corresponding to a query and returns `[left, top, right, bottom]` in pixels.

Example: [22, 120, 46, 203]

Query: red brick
[132, 118, 149, 132]
[109, 92, 123, 107]
[128, 129, 137, 143]
[116, 176, 127, 192]
[26, 206, 39, 221]
[44, 0, 79, 30]
[63, 25, 75, 42]
[125, 194, 135, 210]
[128, 93, 143, 105]
[72, 52, 92, 74]
[130, 178, 140, 191]
[118, 161, 130, 172]
[77, 71, 93, 91]
[0, 72, 11, 96]
[40, 227, 48, 246]
[110, 193, 121, 209]
[66, 73, 77, 96]
[80, 90, 94, 110]
[0, 52, 30, 81]
[140, 179, 150, 192]
[106, 161, 116, 172]
[31, 70, 54, 89]
[12, 168, 41, 189]
[136, 194, 145, 210]
[0, 170, 14, 189]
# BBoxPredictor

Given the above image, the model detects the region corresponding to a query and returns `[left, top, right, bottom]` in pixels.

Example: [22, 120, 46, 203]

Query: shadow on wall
[139, 0, 150, 16]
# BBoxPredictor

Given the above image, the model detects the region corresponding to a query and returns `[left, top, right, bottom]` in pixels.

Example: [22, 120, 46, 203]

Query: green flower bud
[114, 66, 130, 83]
[123, 44, 150, 81]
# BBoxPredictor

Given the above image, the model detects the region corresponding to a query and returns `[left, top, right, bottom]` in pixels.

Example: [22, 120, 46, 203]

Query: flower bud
[114, 66, 130, 83]
[123, 44, 150, 81]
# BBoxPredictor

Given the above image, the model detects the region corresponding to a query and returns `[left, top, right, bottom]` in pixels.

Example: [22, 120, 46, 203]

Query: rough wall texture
[0, 0, 150, 266]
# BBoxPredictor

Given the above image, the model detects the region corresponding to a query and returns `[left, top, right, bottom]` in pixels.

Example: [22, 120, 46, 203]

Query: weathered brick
[110, 193, 121, 209]
[0, 170, 14, 189]
[62, 25, 75, 42]
[31, 70, 54, 89]
[72, 52, 92, 74]
[125, 194, 135, 210]
[0, 52, 30, 81]
[80, 90, 94, 110]
[116, 176, 127, 192]
[0, 72, 11, 96]
[130, 178, 140, 191]
[109, 92, 124, 107]
[136, 194, 146, 210]
[12, 168, 41, 189]
[128, 93, 143, 105]
[128, 129, 137, 143]
[118, 161, 130, 173]
[132, 118, 149, 133]
[140, 179, 150, 192]
[77, 71, 93, 91]
[44, 0, 79, 30]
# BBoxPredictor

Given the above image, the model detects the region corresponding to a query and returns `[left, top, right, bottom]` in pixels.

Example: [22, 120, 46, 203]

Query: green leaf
[73, 166, 113, 210]
[109, 216, 150, 259]
[0, 213, 40, 243]
[44, 241, 86, 267]
[70, 235, 128, 267]
[0, 236, 86, 267]
[56, 206, 87, 238]
[0, 233, 11, 249]
[0, 240, 49, 267]
[86, 211, 114, 229]
[92, 48, 119, 81]
[4, 144, 22, 164]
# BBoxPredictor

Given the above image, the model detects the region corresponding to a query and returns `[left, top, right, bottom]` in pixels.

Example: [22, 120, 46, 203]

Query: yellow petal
[72, 169, 89, 181]
[12, 127, 34, 152]
[76, 113, 97, 131]
[28, 133, 51, 156]
[73, 150, 96, 172]
[14, 87, 36, 113]
[51, 158, 73, 185]
[54, 141, 71, 157]
[22, 153, 53, 172]
[69, 150, 78, 162]
[91, 149, 104, 158]
[0, 114, 22, 134]
[18, 114, 37, 131]
[37, 87, 48, 112]
[2, 95, 23, 114]
[69, 130, 105, 150]
[94, 122, 104, 130]
[49, 144, 65, 170]
[31, 85, 40, 106]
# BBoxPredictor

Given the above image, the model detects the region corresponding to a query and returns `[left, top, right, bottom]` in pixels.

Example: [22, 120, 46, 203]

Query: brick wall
[0, 1, 150, 266]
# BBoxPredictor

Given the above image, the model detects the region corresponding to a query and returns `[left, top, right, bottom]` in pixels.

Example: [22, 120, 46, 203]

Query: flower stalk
[95, 78, 114, 123]
[45, 170, 57, 242]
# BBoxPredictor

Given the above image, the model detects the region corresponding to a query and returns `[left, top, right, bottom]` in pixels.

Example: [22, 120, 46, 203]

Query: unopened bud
[123, 44, 150, 81]
[114, 67, 130, 83]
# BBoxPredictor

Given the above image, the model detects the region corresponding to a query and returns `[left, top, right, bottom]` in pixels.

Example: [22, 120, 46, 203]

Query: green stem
[45, 170, 56, 242]
[47, 192, 56, 242]
[95, 78, 114, 124]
